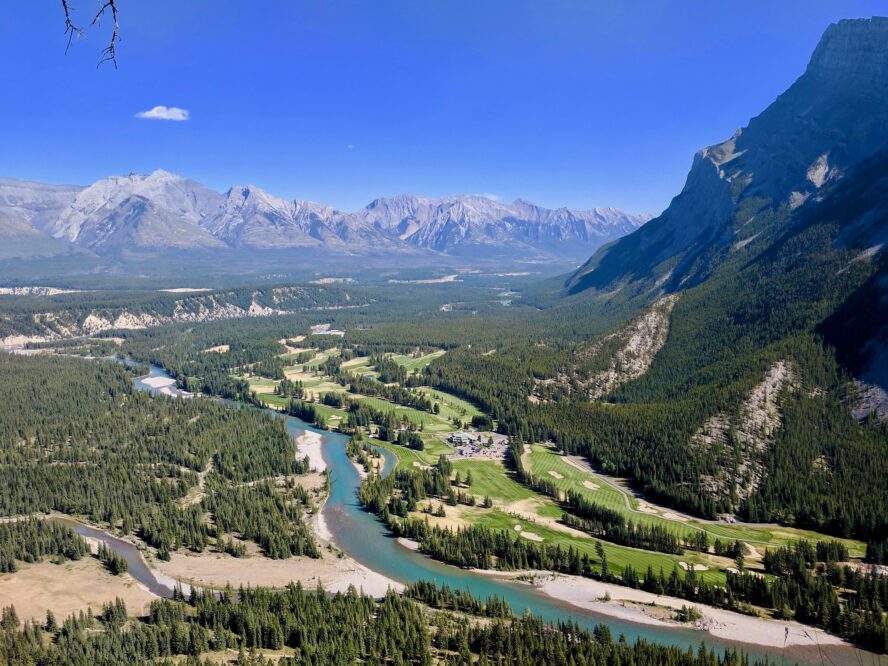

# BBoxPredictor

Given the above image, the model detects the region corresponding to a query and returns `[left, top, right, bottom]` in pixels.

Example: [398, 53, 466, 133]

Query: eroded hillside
[532, 294, 678, 402]
[0, 285, 363, 346]
[694, 360, 799, 513]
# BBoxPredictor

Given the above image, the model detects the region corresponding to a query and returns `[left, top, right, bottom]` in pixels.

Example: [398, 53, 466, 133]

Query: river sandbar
[536, 573, 845, 648]
[295, 431, 326, 472]
[155, 548, 401, 598]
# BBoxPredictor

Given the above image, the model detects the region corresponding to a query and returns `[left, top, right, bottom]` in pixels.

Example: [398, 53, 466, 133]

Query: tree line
[0, 579, 775, 666]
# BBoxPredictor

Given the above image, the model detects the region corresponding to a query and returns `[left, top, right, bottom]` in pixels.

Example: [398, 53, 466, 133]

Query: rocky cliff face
[568, 17, 888, 296]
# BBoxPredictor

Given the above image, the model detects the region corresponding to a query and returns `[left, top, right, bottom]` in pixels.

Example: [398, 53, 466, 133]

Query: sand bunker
[582, 480, 600, 491]
[520, 531, 544, 542]
[548, 470, 564, 480]
[678, 562, 709, 571]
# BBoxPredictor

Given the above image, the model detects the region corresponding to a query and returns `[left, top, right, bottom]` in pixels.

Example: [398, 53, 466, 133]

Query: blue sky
[0, 1, 884, 214]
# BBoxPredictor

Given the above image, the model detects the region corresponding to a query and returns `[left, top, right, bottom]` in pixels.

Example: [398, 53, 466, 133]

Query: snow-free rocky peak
[49, 170, 224, 248]
[0, 174, 648, 260]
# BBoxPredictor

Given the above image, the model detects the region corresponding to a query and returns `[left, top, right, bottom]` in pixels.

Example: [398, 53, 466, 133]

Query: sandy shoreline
[295, 431, 326, 472]
[529, 572, 845, 648]
[351, 459, 369, 479]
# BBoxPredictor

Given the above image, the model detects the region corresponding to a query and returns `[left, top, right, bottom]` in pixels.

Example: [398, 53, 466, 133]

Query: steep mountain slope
[506, 17, 888, 537]
[568, 17, 888, 297]
[46, 170, 225, 252]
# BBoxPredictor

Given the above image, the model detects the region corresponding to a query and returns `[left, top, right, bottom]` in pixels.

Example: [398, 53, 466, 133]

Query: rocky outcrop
[579, 295, 679, 399]
[0, 286, 364, 346]
[532, 294, 678, 402]
[695, 361, 799, 510]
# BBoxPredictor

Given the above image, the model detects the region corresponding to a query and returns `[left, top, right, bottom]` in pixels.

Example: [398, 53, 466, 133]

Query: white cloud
[347, 144, 355, 149]
[134, 105, 190, 121]
[471, 192, 500, 201]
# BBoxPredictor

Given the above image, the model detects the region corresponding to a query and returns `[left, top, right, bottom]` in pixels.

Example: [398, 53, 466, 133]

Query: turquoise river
[57, 362, 880, 666]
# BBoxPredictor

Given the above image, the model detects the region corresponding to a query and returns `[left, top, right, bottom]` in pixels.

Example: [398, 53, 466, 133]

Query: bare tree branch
[60, 0, 120, 68]
[92, 0, 120, 68]
[61, 0, 84, 54]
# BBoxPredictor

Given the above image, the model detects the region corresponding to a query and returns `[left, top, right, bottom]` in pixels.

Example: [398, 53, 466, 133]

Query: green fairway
[341, 356, 373, 371]
[414, 387, 482, 423]
[280, 349, 311, 361]
[420, 436, 455, 460]
[373, 439, 439, 468]
[299, 350, 336, 369]
[467, 509, 727, 586]
[354, 396, 453, 432]
[312, 402, 348, 423]
[452, 459, 536, 503]
[526, 444, 866, 555]
[239, 375, 279, 391]
[256, 393, 289, 409]
[391, 350, 446, 373]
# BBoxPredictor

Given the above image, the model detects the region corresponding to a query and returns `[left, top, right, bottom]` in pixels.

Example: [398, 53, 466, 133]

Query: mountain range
[0, 173, 649, 264]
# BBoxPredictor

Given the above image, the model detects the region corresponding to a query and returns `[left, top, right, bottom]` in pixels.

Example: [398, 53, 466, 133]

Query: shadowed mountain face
[565, 16, 888, 395]
[568, 17, 888, 297]
[0, 173, 648, 265]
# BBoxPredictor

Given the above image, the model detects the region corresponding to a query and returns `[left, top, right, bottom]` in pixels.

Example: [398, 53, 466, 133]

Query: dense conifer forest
[0, 580, 770, 666]
[0, 354, 317, 559]
[0, 519, 88, 573]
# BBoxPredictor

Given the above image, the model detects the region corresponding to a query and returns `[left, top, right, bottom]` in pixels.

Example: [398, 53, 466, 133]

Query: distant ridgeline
[0, 170, 648, 270]
[0, 283, 362, 343]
